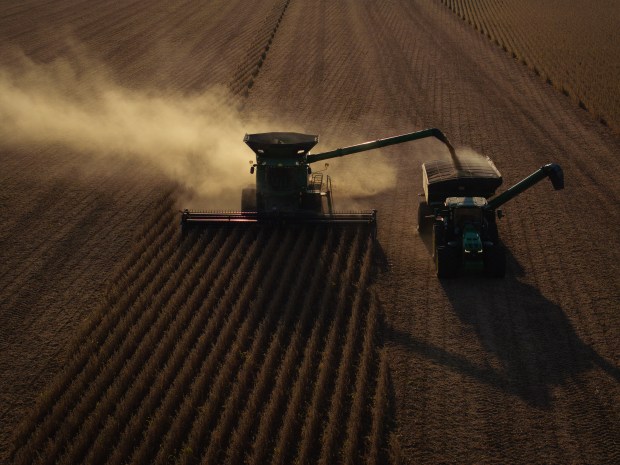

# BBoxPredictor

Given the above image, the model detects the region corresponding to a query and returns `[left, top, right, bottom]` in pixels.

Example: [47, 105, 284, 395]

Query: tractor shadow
[388, 236, 620, 409]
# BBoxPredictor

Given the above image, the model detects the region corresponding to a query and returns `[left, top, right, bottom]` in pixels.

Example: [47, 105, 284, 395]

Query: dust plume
[320, 153, 397, 210]
[0, 46, 276, 208]
[451, 147, 493, 166]
[0, 45, 400, 210]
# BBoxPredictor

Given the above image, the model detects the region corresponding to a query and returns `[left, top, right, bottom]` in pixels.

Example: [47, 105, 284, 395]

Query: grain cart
[419, 161, 564, 278]
[181, 128, 457, 236]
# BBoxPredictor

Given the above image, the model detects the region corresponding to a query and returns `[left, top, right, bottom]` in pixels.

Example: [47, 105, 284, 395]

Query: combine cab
[182, 128, 457, 238]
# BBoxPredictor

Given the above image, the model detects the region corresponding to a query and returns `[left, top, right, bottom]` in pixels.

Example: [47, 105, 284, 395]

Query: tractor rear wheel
[484, 245, 506, 278]
[432, 221, 445, 255]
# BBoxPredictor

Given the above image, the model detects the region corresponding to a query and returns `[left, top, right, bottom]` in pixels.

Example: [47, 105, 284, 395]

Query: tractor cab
[445, 197, 487, 230]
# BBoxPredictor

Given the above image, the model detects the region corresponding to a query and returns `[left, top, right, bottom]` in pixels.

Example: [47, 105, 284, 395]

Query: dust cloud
[0, 46, 273, 208]
[321, 154, 397, 210]
[0, 45, 401, 210]
[451, 147, 493, 166]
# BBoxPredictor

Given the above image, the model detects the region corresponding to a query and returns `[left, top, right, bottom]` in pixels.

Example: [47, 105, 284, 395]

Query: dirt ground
[1, 1, 619, 463]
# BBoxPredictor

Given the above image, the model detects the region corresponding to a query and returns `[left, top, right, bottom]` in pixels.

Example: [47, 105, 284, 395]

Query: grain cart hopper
[181, 128, 456, 236]
[423, 162, 564, 278]
[417, 156, 504, 233]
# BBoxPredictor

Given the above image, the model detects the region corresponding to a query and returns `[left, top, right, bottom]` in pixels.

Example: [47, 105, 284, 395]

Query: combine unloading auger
[181, 128, 456, 237]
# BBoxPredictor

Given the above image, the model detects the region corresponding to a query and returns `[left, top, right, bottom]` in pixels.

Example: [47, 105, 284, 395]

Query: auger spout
[486, 163, 564, 211]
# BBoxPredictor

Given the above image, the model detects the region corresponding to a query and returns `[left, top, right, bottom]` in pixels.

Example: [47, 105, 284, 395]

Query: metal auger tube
[485, 163, 564, 211]
[306, 128, 457, 164]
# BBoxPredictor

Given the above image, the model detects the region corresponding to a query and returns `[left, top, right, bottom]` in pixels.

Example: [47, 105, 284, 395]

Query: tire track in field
[229, 0, 292, 99]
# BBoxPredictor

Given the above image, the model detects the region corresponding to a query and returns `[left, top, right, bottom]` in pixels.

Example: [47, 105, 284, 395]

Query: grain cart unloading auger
[181, 128, 458, 236]
[418, 157, 564, 278]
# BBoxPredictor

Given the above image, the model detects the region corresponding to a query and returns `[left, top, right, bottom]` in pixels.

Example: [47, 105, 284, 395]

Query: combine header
[181, 128, 456, 236]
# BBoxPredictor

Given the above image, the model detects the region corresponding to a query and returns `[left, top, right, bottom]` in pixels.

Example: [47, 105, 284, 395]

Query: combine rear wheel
[301, 192, 322, 212]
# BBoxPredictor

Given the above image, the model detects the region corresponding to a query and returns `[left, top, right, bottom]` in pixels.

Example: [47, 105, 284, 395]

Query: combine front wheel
[436, 245, 459, 278]
[241, 187, 257, 211]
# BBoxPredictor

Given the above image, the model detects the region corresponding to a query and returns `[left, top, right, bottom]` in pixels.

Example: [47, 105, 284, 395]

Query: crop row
[441, 0, 619, 129]
[12, 208, 391, 464]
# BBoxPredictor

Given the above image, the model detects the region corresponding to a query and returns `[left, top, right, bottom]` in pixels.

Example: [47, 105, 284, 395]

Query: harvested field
[441, 0, 620, 130]
[1, 1, 619, 464]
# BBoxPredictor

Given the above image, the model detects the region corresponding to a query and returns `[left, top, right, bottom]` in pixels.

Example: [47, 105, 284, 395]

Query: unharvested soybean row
[11, 205, 391, 465]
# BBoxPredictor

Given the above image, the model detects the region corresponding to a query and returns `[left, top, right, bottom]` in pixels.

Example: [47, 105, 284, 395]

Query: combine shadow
[387, 242, 619, 409]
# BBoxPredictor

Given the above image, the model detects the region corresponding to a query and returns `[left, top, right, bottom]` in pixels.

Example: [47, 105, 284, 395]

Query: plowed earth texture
[1, 1, 619, 464]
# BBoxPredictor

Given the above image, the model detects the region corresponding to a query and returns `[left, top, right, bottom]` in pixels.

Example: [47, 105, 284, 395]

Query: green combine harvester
[181, 128, 457, 236]
[418, 158, 564, 278]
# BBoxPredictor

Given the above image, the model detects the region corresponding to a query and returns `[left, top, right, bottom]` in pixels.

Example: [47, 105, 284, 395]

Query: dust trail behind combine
[0, 47, 261, 207]
[0, 46, 400, 210]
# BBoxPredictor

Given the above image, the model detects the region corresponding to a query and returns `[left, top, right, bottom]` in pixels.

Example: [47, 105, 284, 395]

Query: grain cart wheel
[484, 245, 506, 278]
[436, 245, 459, 278]
[417, 201, 433, 233]
[432, 220, 445, 255]
[241, 187, 257, 211]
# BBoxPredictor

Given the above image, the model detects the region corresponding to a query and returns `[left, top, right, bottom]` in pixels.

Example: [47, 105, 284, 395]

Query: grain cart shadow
[390, 248, 619, 408]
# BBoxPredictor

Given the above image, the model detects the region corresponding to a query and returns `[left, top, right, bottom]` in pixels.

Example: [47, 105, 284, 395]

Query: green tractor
[418, 159, 564, 278]
[182, 128, 457, 235]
